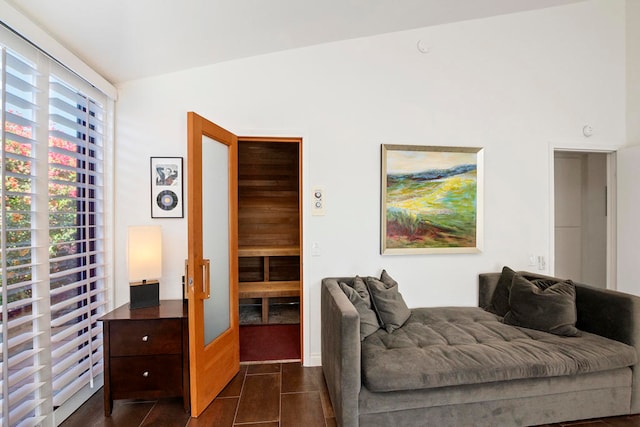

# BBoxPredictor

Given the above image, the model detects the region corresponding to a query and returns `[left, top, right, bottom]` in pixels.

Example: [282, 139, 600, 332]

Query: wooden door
[186, 112, 239, 416]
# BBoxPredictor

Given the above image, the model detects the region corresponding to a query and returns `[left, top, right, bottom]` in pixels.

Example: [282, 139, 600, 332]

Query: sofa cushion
[339, 277, 380, 340]
[485, 266, 516, 316]
[361, 306, 637, 393]
[503, 274, 580, 337]
[366, 272, 411, 333]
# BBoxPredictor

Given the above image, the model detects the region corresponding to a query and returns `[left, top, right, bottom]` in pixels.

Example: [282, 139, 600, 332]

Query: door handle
[184, 259, 192, 296]
[202, 259, 211, 299]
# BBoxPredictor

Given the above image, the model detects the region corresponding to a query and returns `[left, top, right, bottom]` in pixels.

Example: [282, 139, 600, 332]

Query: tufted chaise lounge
[321, 272, 640, 427]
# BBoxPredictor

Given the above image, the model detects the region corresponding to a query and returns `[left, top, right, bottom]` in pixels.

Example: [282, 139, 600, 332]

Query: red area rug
[240, 324, 301, 362]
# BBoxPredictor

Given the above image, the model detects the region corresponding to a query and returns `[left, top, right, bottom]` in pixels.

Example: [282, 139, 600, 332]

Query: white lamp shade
[128, 225, 162, 283]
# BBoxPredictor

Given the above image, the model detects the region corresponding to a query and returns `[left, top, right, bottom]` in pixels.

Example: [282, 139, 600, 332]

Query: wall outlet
[537, 255, 546, 270]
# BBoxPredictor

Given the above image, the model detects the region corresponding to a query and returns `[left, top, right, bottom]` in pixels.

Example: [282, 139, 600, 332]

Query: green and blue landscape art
[385, 148, 477, 250]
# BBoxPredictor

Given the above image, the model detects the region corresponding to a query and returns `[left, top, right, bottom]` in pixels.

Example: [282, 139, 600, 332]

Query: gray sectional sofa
[321, 271, 640, 427]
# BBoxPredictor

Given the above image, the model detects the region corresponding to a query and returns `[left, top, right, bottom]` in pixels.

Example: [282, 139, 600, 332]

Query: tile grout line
[232, 367, 249, 426]
[138, 400, 157, 427]
[322, 388, 328, 427]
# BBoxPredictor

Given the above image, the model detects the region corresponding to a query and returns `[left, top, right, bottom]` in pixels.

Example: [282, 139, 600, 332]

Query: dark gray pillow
[485, 266, 516, 317]
[366, 271, 411, 333]
[380, 269, 398, 288]
[339, 277, 380, 340]
[503, 274, 580, 337]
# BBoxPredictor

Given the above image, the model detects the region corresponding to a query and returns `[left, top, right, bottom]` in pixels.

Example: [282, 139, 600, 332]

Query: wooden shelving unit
[238, 245, 300, 323]
[237, 140, 301, 325]
[238, 246, 300, 257]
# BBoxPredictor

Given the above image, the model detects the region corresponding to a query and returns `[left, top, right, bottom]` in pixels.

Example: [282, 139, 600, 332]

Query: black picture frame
[150, 156, 184, 218]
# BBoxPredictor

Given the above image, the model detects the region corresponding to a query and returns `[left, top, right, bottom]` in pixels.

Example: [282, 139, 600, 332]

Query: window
[1, 25, 113, 427]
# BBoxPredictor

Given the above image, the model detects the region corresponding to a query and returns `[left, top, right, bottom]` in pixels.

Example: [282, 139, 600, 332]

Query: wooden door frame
[238, 136, 303, 362]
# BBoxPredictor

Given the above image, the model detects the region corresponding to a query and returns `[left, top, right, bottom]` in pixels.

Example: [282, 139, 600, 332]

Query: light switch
[311, 241, 321, 256]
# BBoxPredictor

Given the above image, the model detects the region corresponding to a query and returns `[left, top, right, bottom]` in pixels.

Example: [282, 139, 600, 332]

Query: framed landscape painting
[381, 144, 484, 255]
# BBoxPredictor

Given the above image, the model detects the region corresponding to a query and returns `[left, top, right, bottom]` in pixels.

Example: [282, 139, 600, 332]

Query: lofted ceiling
[5, 0, 585, 84]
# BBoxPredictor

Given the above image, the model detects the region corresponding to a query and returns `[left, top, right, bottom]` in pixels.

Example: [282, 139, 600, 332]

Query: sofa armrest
[321, 278, 361, 427]
[478, 272, 501, 308]
[480, 271, 640, 412]
[574, 283, 640, 413]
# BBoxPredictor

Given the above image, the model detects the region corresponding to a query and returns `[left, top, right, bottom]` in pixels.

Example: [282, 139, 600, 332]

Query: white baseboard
[305, 352, 322, 367]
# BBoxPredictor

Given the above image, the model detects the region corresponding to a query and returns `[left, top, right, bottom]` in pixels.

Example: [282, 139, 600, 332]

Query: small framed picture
[150, 157, 184, 218]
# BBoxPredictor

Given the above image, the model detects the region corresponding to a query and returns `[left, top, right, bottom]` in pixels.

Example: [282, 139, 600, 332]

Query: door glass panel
[202, 134, 231, 345]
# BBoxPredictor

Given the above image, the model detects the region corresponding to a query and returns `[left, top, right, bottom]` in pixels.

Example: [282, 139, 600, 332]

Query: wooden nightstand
[99, 300, 189, 416]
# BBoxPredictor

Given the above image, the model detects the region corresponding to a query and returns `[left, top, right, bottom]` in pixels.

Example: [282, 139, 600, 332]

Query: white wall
[114, 0, 627, 364]
[628, 0, 640, 144]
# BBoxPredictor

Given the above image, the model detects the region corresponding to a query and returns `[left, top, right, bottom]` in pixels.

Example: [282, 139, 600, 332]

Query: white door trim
[548, 143, 617, 290]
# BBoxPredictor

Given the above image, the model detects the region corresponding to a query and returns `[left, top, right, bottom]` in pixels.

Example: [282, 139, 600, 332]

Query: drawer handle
[142, 335, 149, 342]
[142, 371, 149, 378]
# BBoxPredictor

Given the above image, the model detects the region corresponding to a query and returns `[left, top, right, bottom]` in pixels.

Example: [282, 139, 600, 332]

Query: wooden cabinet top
[99, 300, 187, 322]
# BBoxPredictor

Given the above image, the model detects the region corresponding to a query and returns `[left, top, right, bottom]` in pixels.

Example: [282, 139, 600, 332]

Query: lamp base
[129, 281, 160, 309]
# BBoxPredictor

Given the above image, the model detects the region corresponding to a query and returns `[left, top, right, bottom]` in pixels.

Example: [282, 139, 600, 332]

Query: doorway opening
[553, 150, 612, 288]
[237, 137, 302, 362]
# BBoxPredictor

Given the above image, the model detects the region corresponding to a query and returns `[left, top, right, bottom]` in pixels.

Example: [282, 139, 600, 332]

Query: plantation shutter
[48, 73, 107, 407]
[1, 23, 114, 427]
[1, 48, 49, 427]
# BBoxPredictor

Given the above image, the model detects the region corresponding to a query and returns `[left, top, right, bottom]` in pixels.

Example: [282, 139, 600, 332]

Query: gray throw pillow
[339, 277, 380, 340]
[366, 272, 411, 333]
[485, 266, 516, 317]
[503, 274, 580, 337]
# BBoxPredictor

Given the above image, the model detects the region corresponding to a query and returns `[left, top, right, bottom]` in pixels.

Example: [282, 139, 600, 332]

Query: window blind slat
[5, 53, 36, 75]
[52, 350, 89, 378]
[52, 370, 97, 408]
[5, 92, 38, 111]
[52, 360, 90, 395]
[48, 129, 85, 149]
[4, 146, 34, 161]
[5, 71, 38, 93]
[51, 323, 89, 349]
[50, 303, 89, 327]
[49, 81, 86, 106]
[5, 111, 37, 129]
[49, 113, 89, 136]
[9, 397, 45, 427]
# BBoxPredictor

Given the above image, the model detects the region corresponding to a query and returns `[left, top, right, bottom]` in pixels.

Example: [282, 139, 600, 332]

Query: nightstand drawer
[110, 355, 182, 396]
[99, 301, 189, 416]
[110, 319, 181, 356]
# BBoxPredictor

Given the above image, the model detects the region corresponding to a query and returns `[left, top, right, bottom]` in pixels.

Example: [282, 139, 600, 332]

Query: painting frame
[381, 144, 484, 255]
[150, 156, 184, 218]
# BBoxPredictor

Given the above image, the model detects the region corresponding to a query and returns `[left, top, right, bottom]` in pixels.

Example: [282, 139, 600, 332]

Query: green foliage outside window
[2, 119, 80, 305]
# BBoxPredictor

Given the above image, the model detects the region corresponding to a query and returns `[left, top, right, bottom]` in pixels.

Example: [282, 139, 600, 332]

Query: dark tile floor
[60, 362, 640, 427]
[60, 362, 335, 427]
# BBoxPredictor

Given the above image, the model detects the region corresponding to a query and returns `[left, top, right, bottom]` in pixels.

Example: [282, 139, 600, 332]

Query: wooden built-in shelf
[238, 246, 300, 257]
[238, 281, 300, 298]
[239, 281, 300, 324]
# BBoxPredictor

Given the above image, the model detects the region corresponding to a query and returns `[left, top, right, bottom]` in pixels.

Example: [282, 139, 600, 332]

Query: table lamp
[128, 225, 162, 309]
